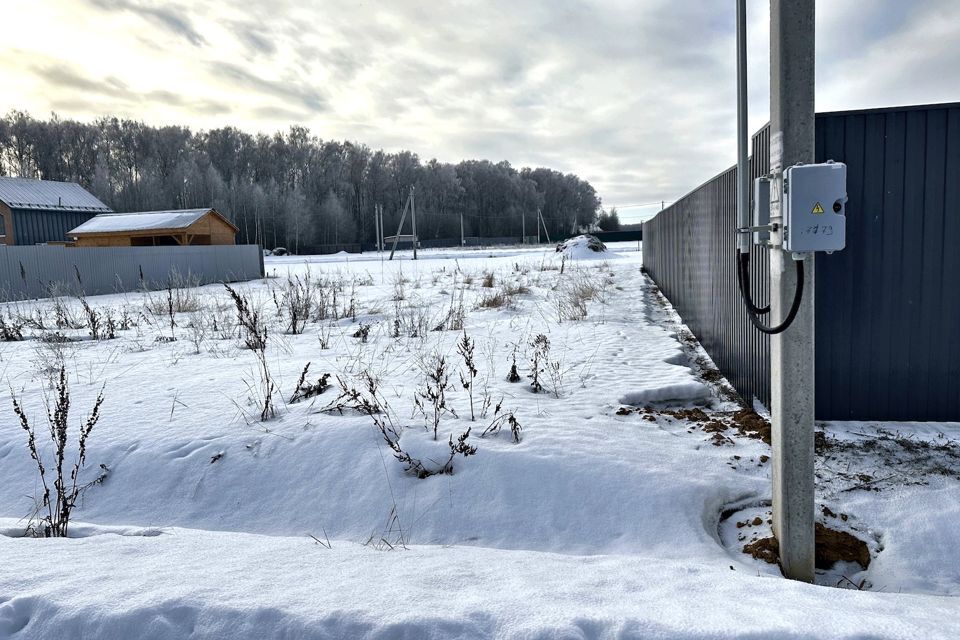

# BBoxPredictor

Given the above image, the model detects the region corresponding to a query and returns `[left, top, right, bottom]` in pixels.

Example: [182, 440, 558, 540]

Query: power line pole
[522, 213, 526, 244]
[410, 186, 418, 260]
[769, 0, 816, 583]
[460, 212, 465, 246]
[538, 209, 551, 244]
[388, 192, 411, 260]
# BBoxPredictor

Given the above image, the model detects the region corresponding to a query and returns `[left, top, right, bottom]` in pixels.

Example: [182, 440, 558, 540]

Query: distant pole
[374, 205, 381, 253]
[410, 186, 418, 260]
[661, 200, 664, 210]
[460, 212, 465, 246]
[522, 213, 526, 244]
[389, 193, 411, 261]
[769, 0, 816, 583]
[538, 209, 551, 244]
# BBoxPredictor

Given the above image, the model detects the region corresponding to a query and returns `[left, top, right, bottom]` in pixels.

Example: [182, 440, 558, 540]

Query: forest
[0, 111, 607, 250]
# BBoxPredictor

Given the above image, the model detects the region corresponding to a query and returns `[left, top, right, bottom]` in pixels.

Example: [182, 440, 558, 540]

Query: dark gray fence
[295, 243, 362, 255]
[593, 230, 643, 243]
[643, 102, 960, 421]
[0, 245, 264, 301]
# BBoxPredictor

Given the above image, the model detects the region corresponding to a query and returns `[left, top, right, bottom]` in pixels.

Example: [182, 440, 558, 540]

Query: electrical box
[753, 177, 770, 245]
[783, 162, 847, 253]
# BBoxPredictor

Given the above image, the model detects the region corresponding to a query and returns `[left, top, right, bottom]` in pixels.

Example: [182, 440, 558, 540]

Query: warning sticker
[812, 202, 825, 214]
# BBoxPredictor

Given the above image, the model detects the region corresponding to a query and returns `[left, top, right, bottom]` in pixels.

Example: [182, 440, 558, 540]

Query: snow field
[0, 242, 957, 639]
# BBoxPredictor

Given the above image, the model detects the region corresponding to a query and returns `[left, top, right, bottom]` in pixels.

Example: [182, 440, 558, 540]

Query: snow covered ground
[0, 241, 957, 639]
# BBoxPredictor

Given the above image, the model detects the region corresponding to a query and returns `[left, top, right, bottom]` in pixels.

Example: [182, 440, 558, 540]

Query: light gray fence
[0, 245, 264, 301]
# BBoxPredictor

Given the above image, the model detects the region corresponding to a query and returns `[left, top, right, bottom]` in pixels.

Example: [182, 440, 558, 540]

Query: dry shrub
[12, 366, 106, 537]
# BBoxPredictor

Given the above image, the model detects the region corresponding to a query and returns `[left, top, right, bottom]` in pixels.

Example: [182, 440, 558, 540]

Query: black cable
[736, 249, 804, 335]
[736, 251, 770, 315]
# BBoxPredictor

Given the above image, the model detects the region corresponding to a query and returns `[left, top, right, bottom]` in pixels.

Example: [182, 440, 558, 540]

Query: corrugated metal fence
[0, 245, 264, 302]
[643, 102, 960, 421]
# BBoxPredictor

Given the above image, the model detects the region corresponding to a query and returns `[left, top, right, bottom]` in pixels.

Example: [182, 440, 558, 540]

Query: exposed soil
[744, 525, 871, 571]
[620, 405, 772, 447]
[731, 409, 771, 445]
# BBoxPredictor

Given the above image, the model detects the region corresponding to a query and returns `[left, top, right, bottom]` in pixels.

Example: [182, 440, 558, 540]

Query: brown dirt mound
[744, 526, 871, 570]
[732, 409, 771, 444]
[743, 536, 779, 564]
[815, 523, 871, 569]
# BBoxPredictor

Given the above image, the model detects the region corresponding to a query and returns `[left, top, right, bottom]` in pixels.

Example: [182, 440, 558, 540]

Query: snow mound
[0, 518, 166, 539]
[619, 381, 711, 406]
[556, 234, 619, 260]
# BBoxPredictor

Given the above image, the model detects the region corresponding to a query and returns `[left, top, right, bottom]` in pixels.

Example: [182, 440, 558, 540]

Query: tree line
[0, 111, 605, 250]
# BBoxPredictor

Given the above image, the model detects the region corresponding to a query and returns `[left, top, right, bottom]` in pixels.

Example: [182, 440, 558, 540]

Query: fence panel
[643, 103, 960, 421]
[0, 245, 263, 302]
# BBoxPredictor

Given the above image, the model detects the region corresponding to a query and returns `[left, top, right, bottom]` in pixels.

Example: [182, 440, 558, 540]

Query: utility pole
[374, 205, 381, 252]
[538, 209, 551, 244]
[410, 186, 418, 260]
[460, 212, 465, 246]
[768, 0, 816, 583]
[522, 213, 526, 244]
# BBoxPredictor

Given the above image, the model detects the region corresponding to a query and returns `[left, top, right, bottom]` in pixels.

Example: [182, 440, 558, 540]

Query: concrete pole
[736, 0, 750, 255]
[769, 0, 816, 583]
[410, 186, 418, 260]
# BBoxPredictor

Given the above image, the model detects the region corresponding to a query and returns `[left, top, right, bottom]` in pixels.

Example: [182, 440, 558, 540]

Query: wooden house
[68, 208, 238, 247]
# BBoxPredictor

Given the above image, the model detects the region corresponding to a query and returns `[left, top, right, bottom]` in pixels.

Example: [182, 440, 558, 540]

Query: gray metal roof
[0, 177, 112, 212]
[69, 209, 216, 235]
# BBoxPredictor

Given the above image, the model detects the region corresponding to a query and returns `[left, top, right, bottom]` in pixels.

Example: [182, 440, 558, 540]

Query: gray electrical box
[783, 162, 847, 253]
[753, 177, 771, 245]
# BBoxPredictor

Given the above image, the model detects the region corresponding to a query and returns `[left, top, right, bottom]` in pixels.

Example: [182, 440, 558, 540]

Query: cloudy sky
[4, 0, 958, 222]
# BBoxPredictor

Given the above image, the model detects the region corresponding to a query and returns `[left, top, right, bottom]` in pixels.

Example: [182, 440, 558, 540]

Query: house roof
[68, 208, 237, 235]
[0, 177, 112, 212]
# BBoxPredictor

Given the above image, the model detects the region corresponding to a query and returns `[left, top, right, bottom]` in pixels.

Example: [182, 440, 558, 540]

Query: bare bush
[144, 272, 202, 315]
[323, 372, 383, 416]
[318, 321, 335, 349]
[415, 354, 457, 439]
[457, 330, 477, 421]
[225, 285, 267, 351]
[507, 349, 521, 383]
[225, 285, 274, 420]
[280, 274, 313, 334]
[289, 362, 331, 403]
[557, 271, 599, 322]
[52, 296, 82, 330]
[11, 366, 106, 537]
[79, 297, 115, 340]
[529, 334, 550, 393]
[477, 290, 511, 309]
[0, 315, 24, 341]
[481, 410, 522, 443]
[391, 272, 407, 302]
[352, 323, 371, 343]
[185, 313, 210, 354]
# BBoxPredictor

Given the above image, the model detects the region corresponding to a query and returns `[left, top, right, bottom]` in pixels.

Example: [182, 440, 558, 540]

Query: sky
[3, 0, 958, 223]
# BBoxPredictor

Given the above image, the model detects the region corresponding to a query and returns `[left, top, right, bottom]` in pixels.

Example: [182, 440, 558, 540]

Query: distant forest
[0, 111, 612, 250]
